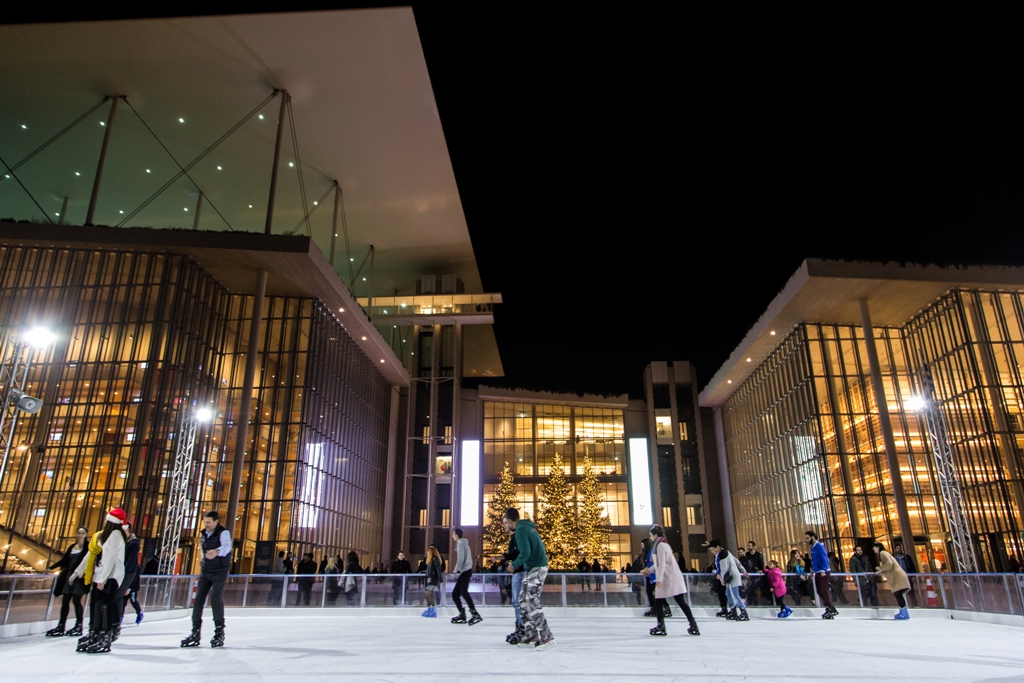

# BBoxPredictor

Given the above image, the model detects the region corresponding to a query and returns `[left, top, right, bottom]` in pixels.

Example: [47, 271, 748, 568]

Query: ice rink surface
[3, 611, 1022, 683]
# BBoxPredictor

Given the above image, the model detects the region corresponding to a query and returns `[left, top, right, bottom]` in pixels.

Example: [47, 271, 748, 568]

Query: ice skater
[505, 507, 554, 649]
[873, 542, 911, 620]
[805, 530, 837, 619]
[641, 525, 699, 636]
[421, 545, 443, 617]
[120, 522, 143, 629]
[72, 508, 127, 653]
[450, 528, 482, 625]
[503, 520, 526, 644]
[181, 511, 231, 648]
[765, 560, 791, 617]
[46, 525, 89, 638]
[708, 539, 748, 621]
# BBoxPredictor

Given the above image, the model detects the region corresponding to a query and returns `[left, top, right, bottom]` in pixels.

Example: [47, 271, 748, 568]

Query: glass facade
[0, 245, 392, 573]
[722, 289, 1024, 573]
[481, 400, 631, 570]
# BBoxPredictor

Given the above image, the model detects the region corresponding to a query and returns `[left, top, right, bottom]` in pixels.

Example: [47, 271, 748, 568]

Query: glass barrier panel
[221, 576, 248, 608]
[539, 572, 563, 608]
[609, 573, 645, 607]
[364, 574, 399, 607]
[6, 576, 54, 624]
[321, 575, 362, 608]
[246, 576, 286, 608]
[565, 573, 605, 607]
[684, 574, 722, 608]
[910, 574, 945, 608]
[977, 574, 1013, 615]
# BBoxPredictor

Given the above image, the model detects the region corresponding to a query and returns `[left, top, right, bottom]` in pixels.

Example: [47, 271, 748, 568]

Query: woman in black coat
[342, 551, 362, 605]
[46, 526, 90, 637]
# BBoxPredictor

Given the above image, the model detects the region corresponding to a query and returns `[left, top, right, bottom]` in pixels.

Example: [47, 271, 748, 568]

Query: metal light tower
[158, 405, 213, 575]
[0, 328, 54, 488]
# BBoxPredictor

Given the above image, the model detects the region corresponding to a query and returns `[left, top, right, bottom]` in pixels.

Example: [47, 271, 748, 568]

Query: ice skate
[210, 626, 225, 647]
[45, 624, 65, 637]
[894, 607, 910, 620]
[136, 612, 145, 625]
[517, 630, 538, 648]
[664, 606, 672, 618]
[507, 625, 524, 644]
[181, 627, 202, 647]
[687, 622, 700, 636]
[76, 632, 96, 652]
[84, 631, 112, 654]
[725, 607, 738, 620]
[778, 606, 792, 618]
[533, 634, 555, 650]
[736, 608, 749, 622]
[715, 607, 729, 618]
[642, 608, 656, 617]
[467, 610, 483, 625]
[111, 624, 121, 642]
[821, 606, 836, 620]
[65, 623, 83, 637]
[451, 610, 467, 624]
[649, 623, 666, 636]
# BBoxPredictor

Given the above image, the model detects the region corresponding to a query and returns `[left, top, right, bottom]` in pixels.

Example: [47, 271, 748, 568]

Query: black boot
[181, 626, 202, 647]
[84, 631, 112, 653]
[467, 610, 482, 626]
[715, 607, 729, 618]
[664, 606, 673, 618]
[111, 624, 121, 642]
[65, 623, 83, 637]
[451, 610, 467, 624]
[507, 624, 524, 644]
[643, 608, 657, 617]
[736, 608, 749, 622]
[210, 626, 225, 648]
[687, 621, 700, 636]
[650, 618, 667, 636]
[726, 607, 738, 620]
[45, 623, 66, 637]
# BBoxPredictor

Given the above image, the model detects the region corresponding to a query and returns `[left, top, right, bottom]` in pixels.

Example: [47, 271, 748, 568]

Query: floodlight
[905, 396, 927, 412]
[195, 407, 214, 423]
[24, 327, 55, 349]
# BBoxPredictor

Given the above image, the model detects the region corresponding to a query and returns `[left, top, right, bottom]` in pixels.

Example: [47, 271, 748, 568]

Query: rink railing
[2, 571, 1023, 626]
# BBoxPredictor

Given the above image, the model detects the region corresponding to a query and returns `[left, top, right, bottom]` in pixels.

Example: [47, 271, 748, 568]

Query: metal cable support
[0, 97, 110, 182]
[0, 153, 55, 224]
[286, 97, 311, 236]
[287, 183, 336, 235]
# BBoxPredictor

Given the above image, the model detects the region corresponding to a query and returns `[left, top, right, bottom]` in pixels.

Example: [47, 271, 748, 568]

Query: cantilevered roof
[699, 258, 1024, 408]
[0, 8, 487, 300]
[0, 221, 411, 387]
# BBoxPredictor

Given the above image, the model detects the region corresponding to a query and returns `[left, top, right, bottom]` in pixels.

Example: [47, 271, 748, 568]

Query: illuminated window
[686, 504, 702, 526]
[662, 506, 673, 527]
[419, 509, 427, 526]
[444, 424, 453, 445]
[655, 413, 672, 444]
[422, 426, 430, 444]
[435, 455, 452, 475]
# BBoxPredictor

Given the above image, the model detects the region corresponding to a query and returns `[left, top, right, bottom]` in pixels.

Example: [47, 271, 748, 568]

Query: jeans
[511, 571, 524, 625]
[192, 572, 227, 628]
[451, 571, 476, 612]
[725, 585, 746, 610]
[519, 566, 552, 641]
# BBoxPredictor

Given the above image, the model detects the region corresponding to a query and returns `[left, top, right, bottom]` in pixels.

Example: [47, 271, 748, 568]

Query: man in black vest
[181, 511, 231, 648]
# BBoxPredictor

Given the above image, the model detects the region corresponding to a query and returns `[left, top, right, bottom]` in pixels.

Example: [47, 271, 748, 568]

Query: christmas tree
[483, 461, 518, 558]
[576, 455, 611, 564]
[536, 452, 577, 569]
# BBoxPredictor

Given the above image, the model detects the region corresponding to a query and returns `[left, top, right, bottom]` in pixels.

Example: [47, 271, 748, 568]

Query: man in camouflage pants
[505, 507, 554, 649]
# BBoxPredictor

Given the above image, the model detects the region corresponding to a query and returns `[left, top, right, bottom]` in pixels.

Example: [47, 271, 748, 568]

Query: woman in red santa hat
[71, 507, 127, 653]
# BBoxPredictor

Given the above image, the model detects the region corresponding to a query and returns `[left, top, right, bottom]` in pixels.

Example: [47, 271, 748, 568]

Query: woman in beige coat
[640, 525, 699, 637]
[873, 542, 911, 620]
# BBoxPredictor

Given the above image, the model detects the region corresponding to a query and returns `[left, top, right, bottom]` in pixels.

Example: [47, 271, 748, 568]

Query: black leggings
[59, 592, 84, 626]
[452, 571, 476, 612]
[774, 592, 787, 609]
[88, 580, 120, 634]
[656, 594, 695, 624]
[894, 588, 909, 608]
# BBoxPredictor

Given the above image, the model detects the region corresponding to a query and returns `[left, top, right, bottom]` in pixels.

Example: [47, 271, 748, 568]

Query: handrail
[2, 571, 1022, 627]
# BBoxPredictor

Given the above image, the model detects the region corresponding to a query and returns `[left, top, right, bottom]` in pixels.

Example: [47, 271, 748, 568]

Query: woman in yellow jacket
[873, 542, 911, 620]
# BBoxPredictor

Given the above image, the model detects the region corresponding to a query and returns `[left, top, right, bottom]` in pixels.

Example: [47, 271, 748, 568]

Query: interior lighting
[350, 258, 354, 262]
[338, 307, 344, 312]
[727, 380, 733, 384]
[746, 358, 752, 362]
[55, 212, 60, 217]
[628, 438, 653, 525]
[361, 336, 367, 341]
[770, 330, 776, 335]
[380, 359, 385, 363]
[460, 440, 481, 526]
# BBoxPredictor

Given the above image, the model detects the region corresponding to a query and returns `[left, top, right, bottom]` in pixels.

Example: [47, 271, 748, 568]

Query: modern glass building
[700, 259, 1024, 573]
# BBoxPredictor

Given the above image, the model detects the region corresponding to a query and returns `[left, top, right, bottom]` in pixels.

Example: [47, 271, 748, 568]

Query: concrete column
[85, 96, 118, 225]
[667, 365, 691, 566]
[713, 407, 737, 551]
[226, 270, 268, 533]
[858, 298, 916, 551]
[382, 385, 401, 562]
[643, 367, 664, 525]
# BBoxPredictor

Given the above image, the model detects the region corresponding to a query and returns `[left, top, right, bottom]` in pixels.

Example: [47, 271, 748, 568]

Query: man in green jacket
[504, 507, 554, 649]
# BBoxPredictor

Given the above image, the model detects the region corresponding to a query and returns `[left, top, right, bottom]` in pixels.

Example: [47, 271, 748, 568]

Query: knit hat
[106, 508, 128, 526]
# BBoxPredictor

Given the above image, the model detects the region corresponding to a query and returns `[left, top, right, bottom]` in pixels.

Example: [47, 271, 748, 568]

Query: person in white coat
[708, 539, 749, 621]
[73, 507, 127, 654]
[640, 525, 700, 636]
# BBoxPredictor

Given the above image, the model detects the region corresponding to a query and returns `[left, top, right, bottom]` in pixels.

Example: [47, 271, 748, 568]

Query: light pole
[158, 404, 214, 575]
[0, 327, 54, 488]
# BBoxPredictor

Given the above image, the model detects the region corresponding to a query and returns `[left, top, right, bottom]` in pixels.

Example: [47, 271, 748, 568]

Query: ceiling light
[338, 307, 345, 313]
[361, 336, 367, 341]
[217, 166, 222, 170]
[258, 114, 264, 120]
[183, 207, 188, 212]
[21, 124, 27, 129]
[350, 258, 354, 262]
[178, 117, 185, 123]
[100, 121, 105, 126]
[746, 358, 752, 362]
[362, 277, 366, 281]
[248, 204, 253, 208]
[146, 169, 151, 173]
[55, 212, 60, 217]
[313, 201, 318, 206]
[288, 162, 294, 168]
[770, 330, 776, 336]
[119, 210, 124, 214]
[75, 172, 80, 176]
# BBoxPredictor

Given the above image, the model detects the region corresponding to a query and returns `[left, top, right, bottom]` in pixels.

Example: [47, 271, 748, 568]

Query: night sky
[7, 8, 1023, 398]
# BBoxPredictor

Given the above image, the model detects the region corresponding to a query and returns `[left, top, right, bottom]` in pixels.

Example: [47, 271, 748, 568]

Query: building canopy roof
[699, 258, 1024, 407]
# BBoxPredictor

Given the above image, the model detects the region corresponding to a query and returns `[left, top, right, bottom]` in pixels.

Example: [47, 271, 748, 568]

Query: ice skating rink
[3, 611, 1022, 682]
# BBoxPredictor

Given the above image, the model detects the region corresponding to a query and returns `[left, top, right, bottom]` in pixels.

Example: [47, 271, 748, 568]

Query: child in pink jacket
[765, 560, 792, 618]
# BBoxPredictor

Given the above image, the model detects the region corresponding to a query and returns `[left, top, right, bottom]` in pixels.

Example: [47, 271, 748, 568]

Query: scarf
[82, 531, 103, 585]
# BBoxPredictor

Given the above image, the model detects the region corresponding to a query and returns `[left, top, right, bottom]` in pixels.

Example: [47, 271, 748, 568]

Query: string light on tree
[576, 455, 611, 564]
[536, 452, 576, 569]
[483, 461, 518, 558]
